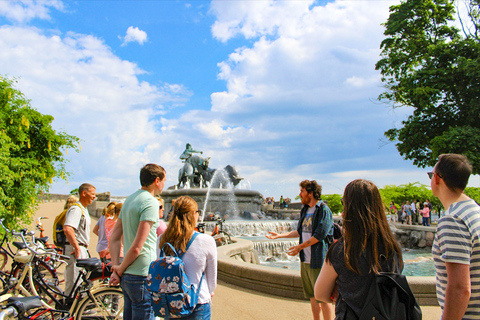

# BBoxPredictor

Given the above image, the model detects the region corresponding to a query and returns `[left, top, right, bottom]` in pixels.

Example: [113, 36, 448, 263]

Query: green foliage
[465, 187, 480, 205]
[0, 75, 79, 231]
[379, 182, 441, 212]
[376, 0, 480, 173]
[70, 188, 79, 195]
[323, 194, 343, 214]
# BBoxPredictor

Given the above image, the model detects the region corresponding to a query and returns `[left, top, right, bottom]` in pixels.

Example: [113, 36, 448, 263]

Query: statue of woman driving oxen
[177, 143, 243, 189]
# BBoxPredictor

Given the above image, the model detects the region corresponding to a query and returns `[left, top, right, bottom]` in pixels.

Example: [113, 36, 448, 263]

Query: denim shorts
[121, 273, 154, 320]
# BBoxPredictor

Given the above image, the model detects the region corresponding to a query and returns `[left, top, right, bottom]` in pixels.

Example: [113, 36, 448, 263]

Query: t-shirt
[432, 199, 480, 319]
[120, 189, 159, 276]
[64, 202, 90, 247]
[95, 215, 108, 253]
[301, 206, 316, 264]
[156, 220, 167, 237]
[421, 207, 430, 218]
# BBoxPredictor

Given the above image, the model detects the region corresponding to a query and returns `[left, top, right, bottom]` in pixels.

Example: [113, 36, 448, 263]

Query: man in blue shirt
[266, 180, 334, 320]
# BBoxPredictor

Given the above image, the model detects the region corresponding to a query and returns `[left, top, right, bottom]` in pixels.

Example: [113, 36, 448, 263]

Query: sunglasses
[427, 172, 442, 179]
[159, 205, 163, 210]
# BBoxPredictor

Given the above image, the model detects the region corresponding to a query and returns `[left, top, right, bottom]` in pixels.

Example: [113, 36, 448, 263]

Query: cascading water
[202, 168, 240, 220]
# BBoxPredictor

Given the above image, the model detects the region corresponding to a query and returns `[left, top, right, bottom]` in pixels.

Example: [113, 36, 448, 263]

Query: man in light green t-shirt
[109, 164, 166, 320]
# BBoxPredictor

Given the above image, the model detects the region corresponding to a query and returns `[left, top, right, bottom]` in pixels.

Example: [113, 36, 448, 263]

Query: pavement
[34, 201, 442, 319]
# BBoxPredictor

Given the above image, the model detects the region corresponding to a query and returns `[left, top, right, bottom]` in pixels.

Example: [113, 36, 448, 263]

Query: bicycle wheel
[34, 260, 61, 306]
[75, 288, 124, 320]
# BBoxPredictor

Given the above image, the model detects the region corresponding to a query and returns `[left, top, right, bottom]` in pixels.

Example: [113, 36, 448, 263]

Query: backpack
[337, 260, 422, 320]
[147, 232, 204, 318]
[53, 203, 83, 247]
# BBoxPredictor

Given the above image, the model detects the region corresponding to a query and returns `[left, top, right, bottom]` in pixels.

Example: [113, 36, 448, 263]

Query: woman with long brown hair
[314, 179, 403, 318]
[157, 196, 217, 319]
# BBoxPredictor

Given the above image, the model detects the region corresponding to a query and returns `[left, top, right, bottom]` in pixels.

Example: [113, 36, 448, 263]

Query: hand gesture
[266, 231, 279, 239]
[287, 245, 300, 256]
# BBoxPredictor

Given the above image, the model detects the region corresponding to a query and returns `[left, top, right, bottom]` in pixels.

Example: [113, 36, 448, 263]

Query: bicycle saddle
[36, 237, 49, 244]
[76, 257, 103, 271]
[12, 241, 26, 249]
[7, 296, 43, 313]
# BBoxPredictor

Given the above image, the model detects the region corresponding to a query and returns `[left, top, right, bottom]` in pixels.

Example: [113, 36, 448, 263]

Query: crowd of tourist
[389, 199, 436, 226]
[59, 153, 479, 320]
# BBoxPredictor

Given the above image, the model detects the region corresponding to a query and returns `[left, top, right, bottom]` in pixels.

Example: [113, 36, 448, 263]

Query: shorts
[300, 262, 321, 299]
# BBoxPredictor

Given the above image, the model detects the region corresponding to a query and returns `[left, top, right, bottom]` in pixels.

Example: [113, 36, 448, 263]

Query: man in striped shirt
[430, 154, 480, 320]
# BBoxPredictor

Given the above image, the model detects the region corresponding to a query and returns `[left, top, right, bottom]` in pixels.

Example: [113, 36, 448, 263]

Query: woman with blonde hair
[157, 196, 217, 319]
[64, 195, 78, 210]
[93, 201, 117, 261]
[315, 179, 403, 318]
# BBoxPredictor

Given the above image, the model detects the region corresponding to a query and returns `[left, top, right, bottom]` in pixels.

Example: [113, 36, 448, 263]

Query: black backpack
[337, 270, 422, 320]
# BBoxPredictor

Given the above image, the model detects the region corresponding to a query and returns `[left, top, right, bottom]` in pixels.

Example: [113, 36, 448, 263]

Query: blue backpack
[147, 232, 204, 318]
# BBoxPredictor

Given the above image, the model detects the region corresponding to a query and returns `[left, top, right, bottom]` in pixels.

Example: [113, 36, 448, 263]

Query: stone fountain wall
[161, 188, 264, 217]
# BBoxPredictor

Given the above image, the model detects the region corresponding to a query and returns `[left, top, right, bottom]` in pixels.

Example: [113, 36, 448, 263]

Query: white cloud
[121, 26, 148, 46]
[0, 0, 63, 23]
[0, 25, 192, 194]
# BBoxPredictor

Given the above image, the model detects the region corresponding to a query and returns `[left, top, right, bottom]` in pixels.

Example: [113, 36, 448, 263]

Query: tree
[376, 0, 480, 173]
[323, 194, 343, 214]
[0, 75, 79, 231]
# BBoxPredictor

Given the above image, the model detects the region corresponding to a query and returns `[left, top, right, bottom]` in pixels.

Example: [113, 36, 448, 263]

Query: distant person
[166, 199, 176, 221]
[389, 201, 397, 222]
[93, 201, 117, 262]
[411, 200, 418, 224]
[157, 196, 217, 318]
[405, 201, 412, 225]
[266, 180, 334, 320]
[109, 164, 166, 320]
[63, 183, 96, 296]
[156, 198, 167, 237]
[105, 203, 123, 261]
[280, 195, 284, 209]
[430, 154, 480, 319]
[426, 199, 433, 225]
[314, 179, 403, 318]
[421, 203, 430, 226]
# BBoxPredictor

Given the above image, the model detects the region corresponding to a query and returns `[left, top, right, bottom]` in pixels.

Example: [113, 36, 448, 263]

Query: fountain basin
[218, 237, 439, 306]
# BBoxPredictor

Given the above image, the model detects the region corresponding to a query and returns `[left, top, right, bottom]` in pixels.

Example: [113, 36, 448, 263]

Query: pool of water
[249, 237, 435, 276]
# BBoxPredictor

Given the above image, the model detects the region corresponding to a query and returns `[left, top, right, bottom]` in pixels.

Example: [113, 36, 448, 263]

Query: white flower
[167, 282, 179, 293]
[146, 274, 152, 281]
[172, 276, 180, 282]
[160, 308, 165, 316]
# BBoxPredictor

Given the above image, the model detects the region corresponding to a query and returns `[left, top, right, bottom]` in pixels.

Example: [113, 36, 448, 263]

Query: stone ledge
[217, 238, 439, 306]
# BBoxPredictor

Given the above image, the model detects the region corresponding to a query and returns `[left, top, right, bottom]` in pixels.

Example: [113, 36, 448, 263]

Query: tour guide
[266, 180, 334, 320]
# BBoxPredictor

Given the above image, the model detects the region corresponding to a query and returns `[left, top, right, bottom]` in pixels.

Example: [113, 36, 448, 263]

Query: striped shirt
[432, 199, 480, 319]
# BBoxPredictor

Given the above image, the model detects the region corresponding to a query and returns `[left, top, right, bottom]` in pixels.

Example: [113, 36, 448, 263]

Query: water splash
[202, 168, 240, 220]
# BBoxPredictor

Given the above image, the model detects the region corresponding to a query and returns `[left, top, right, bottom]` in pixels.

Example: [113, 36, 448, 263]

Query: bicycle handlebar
[13, 229, 70, 261]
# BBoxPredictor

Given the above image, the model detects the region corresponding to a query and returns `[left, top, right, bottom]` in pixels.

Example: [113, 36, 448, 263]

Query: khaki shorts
[300, 262, 321, 299]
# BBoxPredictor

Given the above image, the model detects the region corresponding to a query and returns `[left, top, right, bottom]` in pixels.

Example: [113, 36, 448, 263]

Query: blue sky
[1, 0, 478, 200]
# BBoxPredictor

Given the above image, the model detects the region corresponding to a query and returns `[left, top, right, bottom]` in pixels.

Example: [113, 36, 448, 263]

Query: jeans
[182, 303, 211, 320]
[422, 217, 430, 226]
[121, 274, 154, 320]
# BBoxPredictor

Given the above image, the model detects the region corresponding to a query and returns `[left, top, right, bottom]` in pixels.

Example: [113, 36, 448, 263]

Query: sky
[1, 0, 478, 200]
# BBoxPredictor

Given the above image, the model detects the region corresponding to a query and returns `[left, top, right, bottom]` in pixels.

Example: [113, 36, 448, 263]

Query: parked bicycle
[1, 228, 123, 319]
[196, 214, 232, 246]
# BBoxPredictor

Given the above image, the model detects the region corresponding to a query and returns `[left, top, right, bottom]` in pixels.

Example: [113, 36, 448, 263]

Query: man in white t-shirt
[430, 154, 480, 320]
[63, 183, 96, 296]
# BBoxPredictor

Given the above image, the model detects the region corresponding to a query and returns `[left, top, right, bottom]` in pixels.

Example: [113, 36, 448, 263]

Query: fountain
[162, 145, 264, 220]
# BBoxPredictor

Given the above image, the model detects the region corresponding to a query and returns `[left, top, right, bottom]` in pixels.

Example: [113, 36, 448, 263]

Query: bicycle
[3, 229, 123, 319]
[196, 214, 232, 246]
[0, 220, 58, 304]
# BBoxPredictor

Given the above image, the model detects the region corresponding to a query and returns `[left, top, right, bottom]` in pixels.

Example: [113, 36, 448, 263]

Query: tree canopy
[376, 0, 480, 172]
[0, 75, 79, 231]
